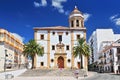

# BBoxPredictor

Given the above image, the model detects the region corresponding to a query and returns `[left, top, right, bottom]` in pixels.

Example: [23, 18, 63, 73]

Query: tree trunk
[81, 55, 83, 69]
[31, 56, 34, 69]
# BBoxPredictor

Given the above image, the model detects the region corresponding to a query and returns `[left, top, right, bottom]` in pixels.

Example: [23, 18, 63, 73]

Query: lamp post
[4, 49, 7, 72]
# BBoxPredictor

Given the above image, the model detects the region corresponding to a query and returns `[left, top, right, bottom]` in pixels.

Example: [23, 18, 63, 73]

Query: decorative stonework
[55, 43, 65, 53]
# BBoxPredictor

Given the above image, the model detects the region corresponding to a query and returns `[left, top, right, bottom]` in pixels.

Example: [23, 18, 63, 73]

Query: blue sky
[0, 0, 120, 43]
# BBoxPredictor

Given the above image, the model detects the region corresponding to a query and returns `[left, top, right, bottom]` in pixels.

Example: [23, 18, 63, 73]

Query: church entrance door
[57, 56, 64, 68]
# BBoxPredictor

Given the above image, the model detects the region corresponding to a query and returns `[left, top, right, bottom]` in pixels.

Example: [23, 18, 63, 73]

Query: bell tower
[69, 6, 84, 28]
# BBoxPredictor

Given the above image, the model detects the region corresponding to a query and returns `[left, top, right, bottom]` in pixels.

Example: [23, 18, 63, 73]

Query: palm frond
[73, 38, 90, 57]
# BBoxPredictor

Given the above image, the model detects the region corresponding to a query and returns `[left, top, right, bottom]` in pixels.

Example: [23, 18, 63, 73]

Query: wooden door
[77, 62, 80, 69]
[57, 56, 64, 68]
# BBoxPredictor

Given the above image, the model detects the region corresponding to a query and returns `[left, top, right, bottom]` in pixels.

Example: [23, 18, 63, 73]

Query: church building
[33, 6, 88, 69]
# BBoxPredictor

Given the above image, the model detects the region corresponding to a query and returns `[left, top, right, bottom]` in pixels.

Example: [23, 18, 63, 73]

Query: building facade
[88, 29, 120, 73]
[33, 7, 88, 69]
[0, 29, 25, 71]
[88, 29, 114, 64]
[98, 39, 120, 73]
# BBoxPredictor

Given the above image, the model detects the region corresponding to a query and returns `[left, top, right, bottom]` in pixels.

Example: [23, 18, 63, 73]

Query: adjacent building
[88, 29, 120, 73]
[0, 29, 25, 71]
[98, 39, 120, 73]
[33, 6, 88, 69]
[88, 29, 114, 64]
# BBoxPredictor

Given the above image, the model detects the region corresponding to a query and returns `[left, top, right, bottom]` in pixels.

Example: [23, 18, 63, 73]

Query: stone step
[19, 69, 87, 77]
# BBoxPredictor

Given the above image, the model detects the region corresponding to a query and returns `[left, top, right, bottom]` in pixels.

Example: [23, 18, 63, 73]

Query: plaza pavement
[0, 68, 95, 80]
[85, 73, 120, 80]
[1, 68, 119, 80]
[0, 69, 27, 80]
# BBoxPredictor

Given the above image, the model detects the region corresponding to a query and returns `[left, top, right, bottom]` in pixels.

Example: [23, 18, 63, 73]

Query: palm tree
[23, 39, 43, 69]
[73, 38, 90, 69]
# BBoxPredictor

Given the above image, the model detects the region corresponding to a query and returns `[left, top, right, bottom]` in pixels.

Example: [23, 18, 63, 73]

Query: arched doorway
[57, 56, 64, 68]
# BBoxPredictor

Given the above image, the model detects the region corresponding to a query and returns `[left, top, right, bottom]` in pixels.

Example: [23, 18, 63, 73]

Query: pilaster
[47, 31, 50, 68]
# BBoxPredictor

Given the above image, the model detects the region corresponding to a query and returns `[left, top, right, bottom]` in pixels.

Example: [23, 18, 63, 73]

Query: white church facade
[33, 7, 88, 69]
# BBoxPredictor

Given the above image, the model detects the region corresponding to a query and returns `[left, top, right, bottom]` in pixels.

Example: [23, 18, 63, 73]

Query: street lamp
[4, 49, 7, 72]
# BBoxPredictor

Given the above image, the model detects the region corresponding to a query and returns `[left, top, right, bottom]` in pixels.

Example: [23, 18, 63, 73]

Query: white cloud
[114, 18, 120, 26]
[83, 13, 91, 22]
[58, 8, 64, 13]
[34, 0, 47, 7]
[34, 1, 40, 7]
[65, 10, 70, 15]
[110, 14, 118, 20]
[110, 14, 120, 26]
[11, 33, 24, 42]
[52, 0, 67, 14]
[33, 0, 68, 15]
[40, 0, 47, 6]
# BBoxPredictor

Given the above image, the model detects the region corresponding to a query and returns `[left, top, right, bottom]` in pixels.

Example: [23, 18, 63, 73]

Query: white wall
[96, 29, 114, 52]
[113, 48, 118, 73]
[89, 29, 115, 64]
[0, 43, 5, 71]
[114, 34, 120, 41]
[50, 30, 72, 68]
[36, 30, 85, 68]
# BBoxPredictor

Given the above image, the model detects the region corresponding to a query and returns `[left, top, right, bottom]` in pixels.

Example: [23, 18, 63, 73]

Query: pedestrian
[74, 70, 79, 79]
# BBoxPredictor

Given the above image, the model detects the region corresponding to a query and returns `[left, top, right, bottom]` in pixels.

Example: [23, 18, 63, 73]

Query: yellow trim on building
[47, 31, 50, 68]
[0, 29, 23, 51]
[71, 31, 75, 68]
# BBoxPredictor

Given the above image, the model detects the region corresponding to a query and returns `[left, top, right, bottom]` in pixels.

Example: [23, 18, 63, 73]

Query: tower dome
[69, 6, 83, 18]
[69, 6, 84, 28]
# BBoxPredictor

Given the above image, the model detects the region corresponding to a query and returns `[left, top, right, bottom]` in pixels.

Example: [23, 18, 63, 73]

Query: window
[51, 59, 54, 62]
[52, 45, 55, 50]
[66, 45, 69, 50]
[118, 55, 120, 60]
[59, 35, 62, 42]
[118, 41, 120, 43]
[71, 21, 74, 27]
[76, 20, 79, 27]
[52, 32, 55, 35]
[117, 48, 120, 53]
[77, 35, 80, 39]
[41, 62, 44, 66]
[68, 59, 71, 62]
[40, 34, 44, 40]
[66, 32, 68, 35]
